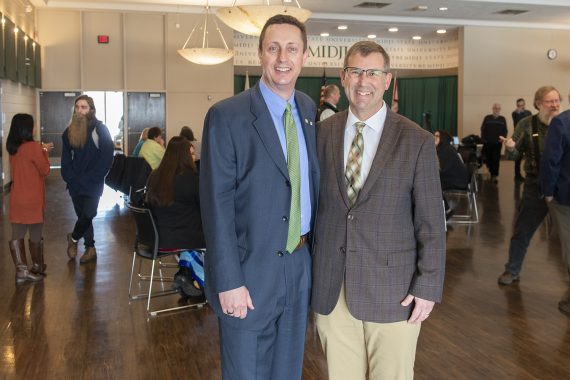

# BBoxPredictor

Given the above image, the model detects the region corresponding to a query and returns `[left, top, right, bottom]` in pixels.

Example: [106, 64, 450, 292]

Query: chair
[444, 161, 479, 225]
[127, 204, 207, 316]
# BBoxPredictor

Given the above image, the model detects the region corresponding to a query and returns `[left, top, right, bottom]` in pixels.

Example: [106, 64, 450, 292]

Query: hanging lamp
[177, 1, 235, 65]
[216, 0, 312, 37]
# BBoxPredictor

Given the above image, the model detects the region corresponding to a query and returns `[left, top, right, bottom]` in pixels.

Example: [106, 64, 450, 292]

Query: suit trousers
[71, 195, 100, 248]
[548, 202, 570, 273]
[505, 179, 549, 276]
[315, 283, 421, 380]
[218, 245, 311, 380]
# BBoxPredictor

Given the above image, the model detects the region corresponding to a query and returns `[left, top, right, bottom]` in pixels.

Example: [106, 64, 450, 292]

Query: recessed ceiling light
[439, 7, 448, 11]
[367, 34, 376, 39]
[320, 32, 330, 37]
[436, 29, 447, 34]
[338, 25, 348, 30]
[415, 5, 428, 11]
[388, 27, 399, 32]
[412, 35, 422, 40]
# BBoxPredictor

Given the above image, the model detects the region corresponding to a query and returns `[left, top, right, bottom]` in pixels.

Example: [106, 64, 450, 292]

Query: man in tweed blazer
[311, 41, 446, 380]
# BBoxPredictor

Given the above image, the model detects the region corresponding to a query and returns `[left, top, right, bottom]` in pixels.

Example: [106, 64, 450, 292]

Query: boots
[28, 239, 47, 275]
[9, 240, 43, 284]
[67, 233, 78, 259]
[80, 246, 97, 263]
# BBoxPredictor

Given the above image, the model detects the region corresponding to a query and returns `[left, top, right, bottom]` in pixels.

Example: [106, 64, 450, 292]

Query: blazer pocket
[387, 250, 416, 267]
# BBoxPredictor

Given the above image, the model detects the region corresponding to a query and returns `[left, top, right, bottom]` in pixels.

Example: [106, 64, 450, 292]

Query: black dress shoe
[173, 267, 203, 297]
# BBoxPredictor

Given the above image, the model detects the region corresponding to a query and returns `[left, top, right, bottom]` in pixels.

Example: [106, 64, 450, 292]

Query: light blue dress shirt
[259, 79, 311, 235]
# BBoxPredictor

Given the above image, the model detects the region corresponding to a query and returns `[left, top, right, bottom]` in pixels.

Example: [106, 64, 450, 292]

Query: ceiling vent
[354, 2, 391, 9]
[496, 9, 529, 15]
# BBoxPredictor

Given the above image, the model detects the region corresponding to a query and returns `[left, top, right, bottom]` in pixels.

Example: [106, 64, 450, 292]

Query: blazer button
[340, 247, 346, 254]
[282, 216, 288, 221]
[347, 214, 354, 221]
[277, 251, 284, 257]
[285, 180, 291, 187]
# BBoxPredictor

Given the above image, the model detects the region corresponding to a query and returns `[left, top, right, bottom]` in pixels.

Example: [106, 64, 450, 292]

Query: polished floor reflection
[1, 161, 569, 379]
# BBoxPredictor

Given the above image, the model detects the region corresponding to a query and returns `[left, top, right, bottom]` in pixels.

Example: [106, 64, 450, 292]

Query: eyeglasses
[542, 99, 561, 105]
[343, 66, 386, 79]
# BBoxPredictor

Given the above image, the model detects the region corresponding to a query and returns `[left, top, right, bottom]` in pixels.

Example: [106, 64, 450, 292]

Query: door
[126, 92, 166, 155]
[39, 91, 79, 165]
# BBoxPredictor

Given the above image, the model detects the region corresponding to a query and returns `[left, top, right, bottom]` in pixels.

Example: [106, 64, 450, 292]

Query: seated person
[435, 130, 470, 218]
[145, 136, 205, 297]
[131, 128, 149, 157]
[435, 130, 470, 191]
[139, 126, 165, 170]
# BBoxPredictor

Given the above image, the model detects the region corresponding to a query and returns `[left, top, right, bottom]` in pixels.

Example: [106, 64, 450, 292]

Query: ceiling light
[320, 32, 329, 37]
[367, 34, 376, 39]
[178, 2, 235, 65]
[412, 35, 422, 40]
[338, 25, 348, 30]
[436, 29, 447, 34]
[216, 1, 312, 37]
[414, 5, 428, 11]
[388, 27, 398, 32]
[439, 7, 448, 11]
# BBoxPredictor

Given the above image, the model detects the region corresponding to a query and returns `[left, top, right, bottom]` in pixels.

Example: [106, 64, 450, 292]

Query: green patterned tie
[345, 122, 366, 206]
[284, 103, 301, 253]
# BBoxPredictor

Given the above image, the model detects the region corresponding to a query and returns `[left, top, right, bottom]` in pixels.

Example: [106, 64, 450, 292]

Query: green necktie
[284, 103, 301, 253]
[345, 121, 366, 206]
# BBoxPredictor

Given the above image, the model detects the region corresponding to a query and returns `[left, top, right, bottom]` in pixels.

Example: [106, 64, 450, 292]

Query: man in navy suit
[200, 15, 319, 379]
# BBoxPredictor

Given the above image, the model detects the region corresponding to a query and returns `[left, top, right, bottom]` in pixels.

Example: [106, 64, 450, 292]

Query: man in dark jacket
[541, 90, 570, 315]
[61, 95, 114, 263]
[512, 98, 532, 181]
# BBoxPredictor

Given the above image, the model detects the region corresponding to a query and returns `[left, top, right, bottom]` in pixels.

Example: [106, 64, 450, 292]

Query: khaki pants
[315, 284, 421, 380]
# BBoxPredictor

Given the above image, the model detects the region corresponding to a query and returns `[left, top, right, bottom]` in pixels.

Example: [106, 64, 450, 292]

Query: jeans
[71, 195, 100, 248]
[505, 178, 549, 275]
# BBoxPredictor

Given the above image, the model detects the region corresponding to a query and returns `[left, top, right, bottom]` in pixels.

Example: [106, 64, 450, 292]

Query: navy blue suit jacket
[541, 109, 570, 206]
[200, 83, 319, 328]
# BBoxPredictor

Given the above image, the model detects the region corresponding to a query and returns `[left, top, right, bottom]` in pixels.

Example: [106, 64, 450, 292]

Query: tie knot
[285, 103, 292, 114]
[355, 122, 366, 134]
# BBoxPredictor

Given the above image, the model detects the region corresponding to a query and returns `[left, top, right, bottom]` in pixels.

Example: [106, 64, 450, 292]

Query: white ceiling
[26, 0, 570, 40]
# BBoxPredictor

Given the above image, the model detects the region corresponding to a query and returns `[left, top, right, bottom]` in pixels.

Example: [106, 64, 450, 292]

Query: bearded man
[61, 95, 114, 263]
[497, 86, 562, 285]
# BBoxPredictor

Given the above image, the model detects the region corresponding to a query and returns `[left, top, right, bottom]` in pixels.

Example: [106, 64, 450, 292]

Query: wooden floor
[1, 161, 569, 380]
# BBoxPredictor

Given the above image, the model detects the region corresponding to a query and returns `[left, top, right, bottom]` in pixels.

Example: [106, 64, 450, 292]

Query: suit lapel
[250, 84, 289, 179]
[357, 108, 402, 202]
[332, 111, 350, 208]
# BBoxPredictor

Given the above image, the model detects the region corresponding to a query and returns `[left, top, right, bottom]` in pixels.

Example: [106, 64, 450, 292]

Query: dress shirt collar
[259, 78, 296, 115]
[346, 102, 387, 133]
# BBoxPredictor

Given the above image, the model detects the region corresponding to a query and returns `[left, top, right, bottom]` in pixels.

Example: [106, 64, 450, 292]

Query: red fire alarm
[97, 35, 109, 44]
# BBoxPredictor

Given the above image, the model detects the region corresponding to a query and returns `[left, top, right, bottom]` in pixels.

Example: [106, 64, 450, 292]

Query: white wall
[459, 26, 570, 139]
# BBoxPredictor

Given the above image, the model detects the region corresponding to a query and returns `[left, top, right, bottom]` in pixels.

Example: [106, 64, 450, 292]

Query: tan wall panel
[38, 10, 81, 89]
[165, 13, 233, 94]
[125, 13, 165, 91]
[82, 12, 123, 90]
[166, 91, 233, 158]
[460, 26, 570, 139]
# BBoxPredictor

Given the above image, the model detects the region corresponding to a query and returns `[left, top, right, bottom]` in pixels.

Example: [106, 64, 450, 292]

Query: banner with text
[234, 34, 459, 70]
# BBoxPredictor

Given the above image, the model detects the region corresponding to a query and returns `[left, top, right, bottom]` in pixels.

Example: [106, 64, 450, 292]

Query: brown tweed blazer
[311, 108, 446, 323]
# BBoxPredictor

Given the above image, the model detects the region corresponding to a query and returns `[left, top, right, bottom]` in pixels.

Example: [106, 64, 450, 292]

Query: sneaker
[558, 299, 570, 315]
[80, 247, 97, 263]
[67, 233, 78, 259]
[498, 271, 520, 285]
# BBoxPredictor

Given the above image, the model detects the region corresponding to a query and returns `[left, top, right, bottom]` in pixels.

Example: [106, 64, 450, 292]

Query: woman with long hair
[145, 136, 205, 297]
[7, 113, 53, 284]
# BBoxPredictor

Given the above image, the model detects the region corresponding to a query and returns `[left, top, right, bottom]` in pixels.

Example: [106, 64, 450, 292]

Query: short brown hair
[323, 84, 339, 99]
[343, 41, 390, 72]
[533, 85, 560, 110]
[258, 14, 307, 52]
